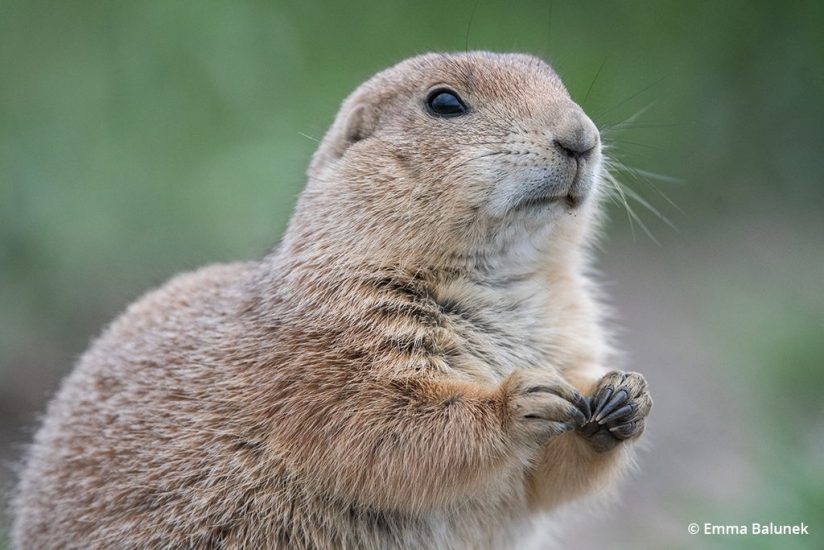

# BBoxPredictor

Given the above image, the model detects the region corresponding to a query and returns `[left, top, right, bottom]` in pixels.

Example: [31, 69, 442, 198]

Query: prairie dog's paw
[502, 369, 591, 448]
[578, 371, 652, 453]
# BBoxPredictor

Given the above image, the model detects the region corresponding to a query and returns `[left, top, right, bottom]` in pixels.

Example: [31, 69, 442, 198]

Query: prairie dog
[13, 52, 652, 549]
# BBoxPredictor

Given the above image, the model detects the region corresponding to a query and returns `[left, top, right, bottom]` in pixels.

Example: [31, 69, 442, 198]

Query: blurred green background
[1, 1, 822, 548]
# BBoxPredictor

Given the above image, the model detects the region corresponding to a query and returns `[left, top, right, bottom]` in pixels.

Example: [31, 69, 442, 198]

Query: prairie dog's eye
[425, 88, 468, 117]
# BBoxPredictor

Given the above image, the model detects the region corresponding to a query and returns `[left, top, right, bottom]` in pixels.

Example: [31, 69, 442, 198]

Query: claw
[608, 420, 638, 440]
[575, 394, 592, 421]
[598, 403, 633, 425]
[591, 386, 613, 418]
[568, 405, 587, 428]
[594, 388, 629, 423]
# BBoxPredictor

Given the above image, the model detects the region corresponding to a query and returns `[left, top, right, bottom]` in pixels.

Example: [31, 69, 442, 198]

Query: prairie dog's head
[287, 52, 603, 270]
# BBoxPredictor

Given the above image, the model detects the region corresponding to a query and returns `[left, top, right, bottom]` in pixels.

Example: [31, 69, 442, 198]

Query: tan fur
[12, 52, 650, 549]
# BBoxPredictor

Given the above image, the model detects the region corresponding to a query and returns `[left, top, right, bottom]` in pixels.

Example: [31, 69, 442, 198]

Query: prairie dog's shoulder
[123, 260, 261, 316]
[65, 260, 264, 396]
[101, 260, 262, 340]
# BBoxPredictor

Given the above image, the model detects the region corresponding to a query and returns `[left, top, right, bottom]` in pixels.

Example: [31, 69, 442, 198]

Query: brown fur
[12, 52, 651, 549]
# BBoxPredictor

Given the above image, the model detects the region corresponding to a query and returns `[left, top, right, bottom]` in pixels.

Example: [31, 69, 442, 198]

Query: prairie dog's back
[13, 262, 270, 546]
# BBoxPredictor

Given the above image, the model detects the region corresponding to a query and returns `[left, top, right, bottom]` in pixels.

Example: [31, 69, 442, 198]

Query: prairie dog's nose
[553, 111, 599, 160]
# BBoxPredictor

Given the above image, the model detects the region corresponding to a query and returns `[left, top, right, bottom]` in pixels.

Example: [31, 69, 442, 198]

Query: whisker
[582, 55, 609, 109]
[602, 122, 680, 132]
[617, 162, 685, 216]
[543, 0, 554, 56]
[627, 167, 684, 184]
[621, 185, 679, 232]
[594, 75, 668, 122]
[598, 102, 656, 133]
[603, 153, 683, 238]
[298, 132, 320, 144]
[465, 0, 482, 53]
[624, 199, 661, 246]
[601, 163, 637, 240]
[608, 140, 664, 152]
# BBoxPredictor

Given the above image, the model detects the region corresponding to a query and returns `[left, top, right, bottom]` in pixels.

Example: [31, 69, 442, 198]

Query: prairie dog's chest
[437, 277, 557, 381]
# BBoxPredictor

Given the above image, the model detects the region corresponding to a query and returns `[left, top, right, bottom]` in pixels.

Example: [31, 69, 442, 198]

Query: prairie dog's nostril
[553, 136, 596, 160]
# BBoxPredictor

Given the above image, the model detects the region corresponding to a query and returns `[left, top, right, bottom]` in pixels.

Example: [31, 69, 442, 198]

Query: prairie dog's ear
[309, 99, 379, 177]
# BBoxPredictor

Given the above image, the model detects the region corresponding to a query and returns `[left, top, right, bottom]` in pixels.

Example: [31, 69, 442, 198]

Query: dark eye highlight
[425, 88, 468, 118]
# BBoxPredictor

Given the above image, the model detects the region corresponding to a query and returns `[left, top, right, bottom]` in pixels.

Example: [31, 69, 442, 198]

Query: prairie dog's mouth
[512, 194, 567, 212]
[511, 174, 590, 213]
